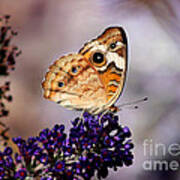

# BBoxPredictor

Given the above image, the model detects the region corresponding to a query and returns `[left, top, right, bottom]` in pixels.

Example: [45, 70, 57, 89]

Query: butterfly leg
[98, 105, 120, 125]
[98, 109, 110, 125]
[79, 109, 85, 125]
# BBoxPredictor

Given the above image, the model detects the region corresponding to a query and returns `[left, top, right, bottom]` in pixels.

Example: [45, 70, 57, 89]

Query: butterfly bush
[0, 112, 134, 180]
[0, 15, 134, 180]
[0, 15, 21, 142]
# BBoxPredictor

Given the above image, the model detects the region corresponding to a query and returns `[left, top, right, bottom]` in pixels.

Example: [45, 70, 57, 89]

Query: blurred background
[0, 0, 180, 179]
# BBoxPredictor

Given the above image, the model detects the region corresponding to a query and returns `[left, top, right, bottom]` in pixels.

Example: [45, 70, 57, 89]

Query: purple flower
[0, 112, 134, 179]
[3, 147, 12, 155]
[41, 177, 53, 180]
[54, 160, 65, 172]
[15, 169, 27, 180]
[0, 167, 5, 180]
[4, 156, 13, 168]
[15, 153, 22, 163]
[0, 153, 4, 165]
[39, 153, 49, 165]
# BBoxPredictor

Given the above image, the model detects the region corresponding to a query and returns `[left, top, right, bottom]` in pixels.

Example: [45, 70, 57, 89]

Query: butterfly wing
[42, 27, 127, 114]
[79, 27, 128, 111]
[42, 54, 107, 112]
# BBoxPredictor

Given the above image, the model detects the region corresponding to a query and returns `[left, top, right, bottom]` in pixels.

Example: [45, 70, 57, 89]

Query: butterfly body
[42, 27, 128, 114]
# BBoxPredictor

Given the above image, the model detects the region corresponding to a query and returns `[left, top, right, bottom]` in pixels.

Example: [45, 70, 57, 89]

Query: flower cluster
[0, 15, 21, 76]
[0, 81, 11, 142]
[0, 82, 12, 118]
[0, 112, 134, 180]
[0, 15, 20, 142]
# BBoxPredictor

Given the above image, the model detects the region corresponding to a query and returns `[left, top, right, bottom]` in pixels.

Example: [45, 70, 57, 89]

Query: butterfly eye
[58, 82, 64, 88]
[110, 42, 116, 49]
[93, 52, 104, 64]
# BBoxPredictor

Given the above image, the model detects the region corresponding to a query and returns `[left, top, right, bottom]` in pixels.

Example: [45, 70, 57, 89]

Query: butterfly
[42, 27, 128, 115]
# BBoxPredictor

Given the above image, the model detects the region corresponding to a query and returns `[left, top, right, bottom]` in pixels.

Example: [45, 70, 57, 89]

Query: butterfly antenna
[117, 97, 148, 109]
